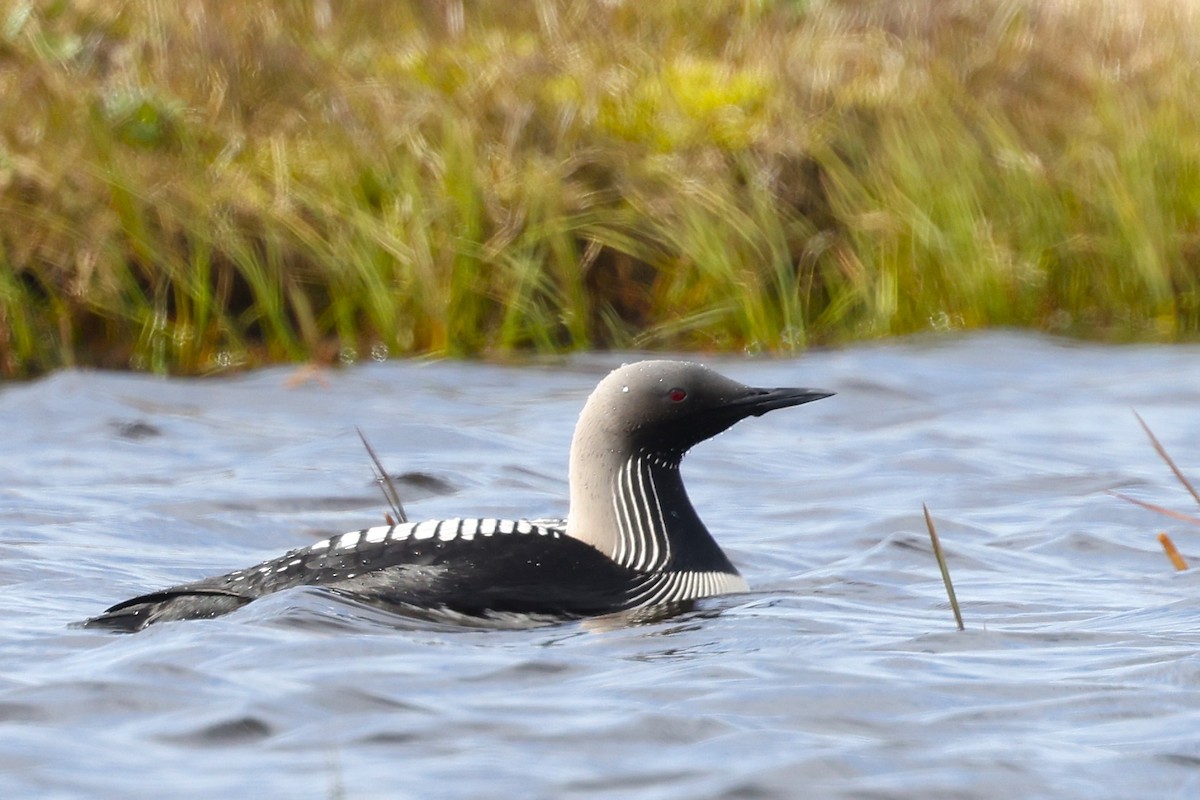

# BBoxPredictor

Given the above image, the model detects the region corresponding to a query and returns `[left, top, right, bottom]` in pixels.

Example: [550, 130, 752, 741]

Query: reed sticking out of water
[356, 427, 407, 525]
[1109, 492, 1200, 527]
[1112, 411, 1200, 571]
[922, 504, 964, 631]
[1157, 533, 1189, 571]
[1112, 411, 1200, 526]
[1133, 411, 1200, 508]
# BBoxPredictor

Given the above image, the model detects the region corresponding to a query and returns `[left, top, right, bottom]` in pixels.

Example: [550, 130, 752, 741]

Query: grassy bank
[2, 0, 1199, 376]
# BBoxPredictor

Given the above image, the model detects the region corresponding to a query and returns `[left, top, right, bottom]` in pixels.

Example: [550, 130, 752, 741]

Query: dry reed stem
[1157, 532, 1189, 571]
[1109, 492, 1200, 526]
[356, 427, 407, 524]
[922, 503, 964, 631]
[1133, 410, 1200, 508]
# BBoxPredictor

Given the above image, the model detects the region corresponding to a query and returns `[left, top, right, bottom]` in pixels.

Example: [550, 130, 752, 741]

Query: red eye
[668, 388, 687, 403]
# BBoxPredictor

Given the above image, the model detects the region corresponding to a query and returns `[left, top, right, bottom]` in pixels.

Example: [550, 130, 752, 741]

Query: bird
[82, 360, 832, 632]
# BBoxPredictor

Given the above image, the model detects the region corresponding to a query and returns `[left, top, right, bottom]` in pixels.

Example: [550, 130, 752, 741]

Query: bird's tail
[79, 588, 251, 633]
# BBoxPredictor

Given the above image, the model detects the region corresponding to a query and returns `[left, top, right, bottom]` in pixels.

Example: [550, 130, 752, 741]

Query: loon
[83, 360, 832, 632]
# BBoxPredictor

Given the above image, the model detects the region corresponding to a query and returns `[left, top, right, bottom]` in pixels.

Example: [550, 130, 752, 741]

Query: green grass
[2, 0, 1200, 375]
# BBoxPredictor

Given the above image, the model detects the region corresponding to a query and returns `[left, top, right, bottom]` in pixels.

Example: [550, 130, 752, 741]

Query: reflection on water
[2, 333, 1200, 798]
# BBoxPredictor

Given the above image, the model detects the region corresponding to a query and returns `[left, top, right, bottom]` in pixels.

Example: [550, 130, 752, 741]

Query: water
[2, 332, 1200, 799]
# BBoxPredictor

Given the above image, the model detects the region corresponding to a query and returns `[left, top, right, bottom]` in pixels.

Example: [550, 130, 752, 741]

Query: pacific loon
[83, 360, 832, 631]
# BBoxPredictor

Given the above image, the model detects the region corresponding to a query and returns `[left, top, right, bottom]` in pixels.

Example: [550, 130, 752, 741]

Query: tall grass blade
[922, 504, 964, 631]
[5, 3, 1200, 375]
[357, 427, 407, 524]
[1108, 492, 1200, 527]
[1133, 410, 1200, 508]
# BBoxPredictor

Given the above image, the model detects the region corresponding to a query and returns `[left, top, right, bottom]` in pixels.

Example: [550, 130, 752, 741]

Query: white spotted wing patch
[231, 518, 577, 595]
[530, 520, 564, 537]
[297, 518, 567, 562]
[363, 526, 390, 544]
[210, 516, 583, 599]
[412, 521, 440, 540]
[436, 519, 462, 541]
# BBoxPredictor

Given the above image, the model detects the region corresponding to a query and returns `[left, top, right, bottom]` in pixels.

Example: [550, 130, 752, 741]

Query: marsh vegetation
[2, 0, 1198, 375]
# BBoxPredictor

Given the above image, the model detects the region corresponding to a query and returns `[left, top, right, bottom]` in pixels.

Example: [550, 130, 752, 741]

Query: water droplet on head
[621, 385, 629, 393]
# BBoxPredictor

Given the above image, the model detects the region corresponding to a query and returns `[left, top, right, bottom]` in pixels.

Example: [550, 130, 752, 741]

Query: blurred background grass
[1, 0, 1198, 376]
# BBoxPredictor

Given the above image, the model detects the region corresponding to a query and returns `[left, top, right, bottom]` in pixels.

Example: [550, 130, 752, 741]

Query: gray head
[570, 360, 832, 460]
[566, 360, 832, 575]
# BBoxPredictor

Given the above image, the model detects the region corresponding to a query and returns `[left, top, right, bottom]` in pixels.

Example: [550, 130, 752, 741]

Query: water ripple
[2, 332, 1200, 798]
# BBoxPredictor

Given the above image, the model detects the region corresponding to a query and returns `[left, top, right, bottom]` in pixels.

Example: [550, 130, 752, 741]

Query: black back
[83, 521, 647, 632]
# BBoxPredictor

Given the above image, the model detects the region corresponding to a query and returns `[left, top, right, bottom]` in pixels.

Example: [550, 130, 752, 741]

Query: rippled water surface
[3, 332, 1200, 798]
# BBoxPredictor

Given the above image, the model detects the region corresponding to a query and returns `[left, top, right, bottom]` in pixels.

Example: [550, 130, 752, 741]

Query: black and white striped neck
[609, 448, 680, 572]
[569, 445, 742, 584]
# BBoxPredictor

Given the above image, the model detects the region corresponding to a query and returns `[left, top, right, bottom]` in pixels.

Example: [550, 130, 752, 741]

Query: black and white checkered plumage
[84, 361, 832, 632]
